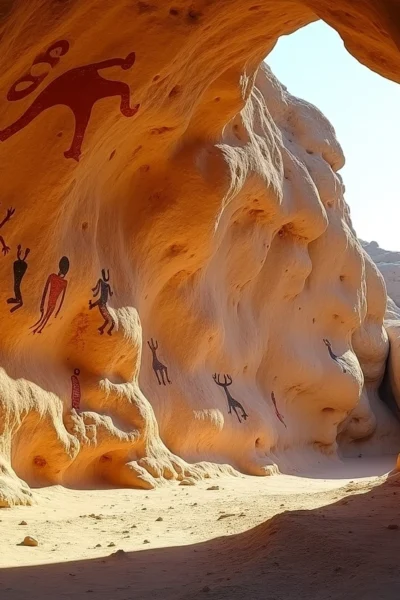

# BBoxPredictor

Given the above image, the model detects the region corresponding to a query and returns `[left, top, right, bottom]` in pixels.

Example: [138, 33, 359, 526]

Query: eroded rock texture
[0, 0, 400, 506]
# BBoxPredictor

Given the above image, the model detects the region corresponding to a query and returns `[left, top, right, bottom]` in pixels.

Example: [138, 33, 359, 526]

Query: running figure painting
[7, 244, 30, 312]
[0, 205, 15, 256]
[89, 269, 115, 335]
[30, 256, 69, 334]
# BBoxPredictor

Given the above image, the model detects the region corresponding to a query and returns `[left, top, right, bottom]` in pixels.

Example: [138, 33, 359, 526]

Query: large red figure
[0, 51, 140, 161]
[31, 256, 69, 334]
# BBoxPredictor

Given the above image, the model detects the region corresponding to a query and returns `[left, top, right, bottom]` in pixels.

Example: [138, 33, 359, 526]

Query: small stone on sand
[20, 536, 38, 547]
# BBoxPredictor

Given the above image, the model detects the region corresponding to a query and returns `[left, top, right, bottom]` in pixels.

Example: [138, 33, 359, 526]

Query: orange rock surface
[0, 0, 399, 506]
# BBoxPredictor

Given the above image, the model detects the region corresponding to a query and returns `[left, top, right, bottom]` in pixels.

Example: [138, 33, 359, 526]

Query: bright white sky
[267, 21, 400, 251]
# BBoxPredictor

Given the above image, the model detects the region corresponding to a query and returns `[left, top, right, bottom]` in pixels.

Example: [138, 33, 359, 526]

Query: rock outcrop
[363, 241, 400, 428]
[362, 241, 400, 308]
[0, 0, 400, 507]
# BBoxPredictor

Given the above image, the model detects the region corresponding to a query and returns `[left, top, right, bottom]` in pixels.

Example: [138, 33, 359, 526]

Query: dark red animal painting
[0, 50, 140, 161]
[7, 40, 70, 102]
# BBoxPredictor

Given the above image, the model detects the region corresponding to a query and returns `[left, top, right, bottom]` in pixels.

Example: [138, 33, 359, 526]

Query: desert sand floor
[1, 456, 400, 600]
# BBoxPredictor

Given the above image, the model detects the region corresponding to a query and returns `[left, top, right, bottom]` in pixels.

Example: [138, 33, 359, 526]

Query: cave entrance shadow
[2, 475, 400, 600]
[280, 455, 396, 481]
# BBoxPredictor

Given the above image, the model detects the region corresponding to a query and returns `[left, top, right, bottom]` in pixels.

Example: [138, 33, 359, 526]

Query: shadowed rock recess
[1, 0, 400, 506]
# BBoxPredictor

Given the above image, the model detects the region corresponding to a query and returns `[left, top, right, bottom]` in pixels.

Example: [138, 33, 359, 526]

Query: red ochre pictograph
[271, 391, 287, 428]
[30, 256, 69, 334]
[89, 269, 115, 335]
[0, 47, 140, 162]
[7, 40, 70, 102]
[71, 368, 81, 411]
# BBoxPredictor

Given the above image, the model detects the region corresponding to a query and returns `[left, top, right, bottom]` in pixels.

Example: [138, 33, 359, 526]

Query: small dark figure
[0, 206, 15, 256]
[212, 373, 248, 423]
[71, 368, 81, 411]
[7, 244, 30, 312]
[147, 338, 171, 385]
[30, 256, 69, 334]
[271, 392, 287, 428]
[323, 338, 347, 373]
[89, 269, 115, 335]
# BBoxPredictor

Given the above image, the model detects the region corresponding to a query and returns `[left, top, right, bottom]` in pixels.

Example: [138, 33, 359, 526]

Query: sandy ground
[1, 456, 400, 599]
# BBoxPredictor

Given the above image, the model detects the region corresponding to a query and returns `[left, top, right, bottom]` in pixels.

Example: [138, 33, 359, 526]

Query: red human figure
[30, 256, 70, 334]
[271, 392, 287, 428]
[71, 368, 81, 411]
[0, 206, 15, 256]
[0, 51, 140, 162]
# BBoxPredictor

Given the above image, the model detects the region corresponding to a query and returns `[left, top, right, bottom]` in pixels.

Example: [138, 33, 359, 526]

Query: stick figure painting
[30, 256, 69, 334]
[212, 374, 248, 423]
[148, 338, 171, 386]
[89, 269, 115, 335]
[7, 244, 30, 312]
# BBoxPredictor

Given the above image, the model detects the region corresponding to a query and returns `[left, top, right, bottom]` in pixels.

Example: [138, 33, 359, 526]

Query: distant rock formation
[362, 240, 400, 308]
[363, 241, 400, 428]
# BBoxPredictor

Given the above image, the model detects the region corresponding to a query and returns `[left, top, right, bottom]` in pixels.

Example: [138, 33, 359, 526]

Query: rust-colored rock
[20, 536, 38, 547]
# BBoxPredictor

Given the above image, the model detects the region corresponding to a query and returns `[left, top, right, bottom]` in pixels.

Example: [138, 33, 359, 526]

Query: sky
[266, 21, 400, 251]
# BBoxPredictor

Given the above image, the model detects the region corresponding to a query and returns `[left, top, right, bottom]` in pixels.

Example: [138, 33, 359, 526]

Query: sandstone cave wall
[0, 0, 400, 506]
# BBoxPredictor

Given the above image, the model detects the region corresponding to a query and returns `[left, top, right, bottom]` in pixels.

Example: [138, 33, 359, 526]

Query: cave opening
[267, 21, 400, 253]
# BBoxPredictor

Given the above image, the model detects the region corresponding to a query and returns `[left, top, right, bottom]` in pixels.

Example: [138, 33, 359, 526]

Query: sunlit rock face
[0, 0, 399, 506]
